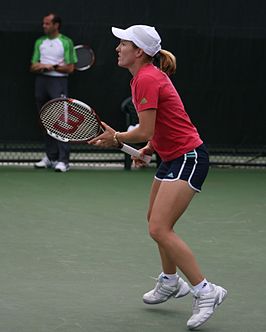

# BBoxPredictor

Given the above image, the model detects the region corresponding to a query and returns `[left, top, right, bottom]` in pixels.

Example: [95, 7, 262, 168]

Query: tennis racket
[74, 45, 95, 71]
[40, 98, 152, 164]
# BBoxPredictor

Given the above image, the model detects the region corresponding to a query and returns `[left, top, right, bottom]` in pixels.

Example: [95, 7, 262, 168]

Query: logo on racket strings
[53, 107, 85, 134]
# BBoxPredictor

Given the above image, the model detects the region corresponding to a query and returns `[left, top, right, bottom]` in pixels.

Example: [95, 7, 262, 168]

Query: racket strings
[77, 49, 93, 66]
[40, 100, 100, 141]
[75, 46, 95, 71]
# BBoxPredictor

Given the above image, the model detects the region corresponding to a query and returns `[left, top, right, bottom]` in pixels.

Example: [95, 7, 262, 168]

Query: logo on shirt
[140, 97, 148, 104]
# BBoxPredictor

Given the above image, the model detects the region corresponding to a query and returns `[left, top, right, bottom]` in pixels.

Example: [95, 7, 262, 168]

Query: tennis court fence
[0, 142, 265, 169]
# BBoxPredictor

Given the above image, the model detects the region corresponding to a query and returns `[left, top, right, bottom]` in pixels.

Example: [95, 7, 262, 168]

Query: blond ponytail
[158, 49, 176, 76]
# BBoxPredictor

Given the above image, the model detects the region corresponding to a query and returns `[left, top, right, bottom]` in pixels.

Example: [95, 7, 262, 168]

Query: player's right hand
[132, 146, 153, 168]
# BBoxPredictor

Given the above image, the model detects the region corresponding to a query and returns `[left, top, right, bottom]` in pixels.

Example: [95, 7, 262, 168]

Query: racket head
[74, 45, 95, 71]
[40, 97, 102, 142]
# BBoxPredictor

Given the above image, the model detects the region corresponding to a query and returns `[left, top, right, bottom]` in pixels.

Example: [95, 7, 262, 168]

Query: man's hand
[30, 63, 55, 73]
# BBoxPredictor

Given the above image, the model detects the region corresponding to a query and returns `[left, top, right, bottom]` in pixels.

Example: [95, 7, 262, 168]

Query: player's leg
[34, 76, 58, 168]
[48, 77, 70, 172]
[148, 179, 204, 284]
[143, 178, 191, 304]
[147, 146, 209, 282]
[147, 159, 203, 281]
[147, 178, 178, 274]
[148, 179, 227, 329]
[144, 146, 227, 329]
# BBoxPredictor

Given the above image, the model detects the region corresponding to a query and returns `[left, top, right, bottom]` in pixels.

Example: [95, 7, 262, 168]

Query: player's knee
[148, 221, 164, 242]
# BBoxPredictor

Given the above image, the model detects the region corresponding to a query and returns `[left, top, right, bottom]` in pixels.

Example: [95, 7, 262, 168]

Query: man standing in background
[30, 13, 77, 172]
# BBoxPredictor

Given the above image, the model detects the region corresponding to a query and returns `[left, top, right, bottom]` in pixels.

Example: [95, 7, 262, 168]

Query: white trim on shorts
[187, 149, 199, 192]
[154, 149, 201, 192]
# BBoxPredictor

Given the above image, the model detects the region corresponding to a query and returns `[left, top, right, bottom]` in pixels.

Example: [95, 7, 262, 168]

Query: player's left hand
[88, 122, 116, 148]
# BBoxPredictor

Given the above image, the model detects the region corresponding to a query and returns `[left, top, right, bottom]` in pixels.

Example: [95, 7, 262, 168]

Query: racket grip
[121, 144, 152, 164]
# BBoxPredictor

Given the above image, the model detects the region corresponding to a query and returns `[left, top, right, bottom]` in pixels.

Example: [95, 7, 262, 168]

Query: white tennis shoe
[54, 162, 70, 172]
[34, 156, 57, 169]
[187, 283, 227, 330]
[143, 274, 190, 304]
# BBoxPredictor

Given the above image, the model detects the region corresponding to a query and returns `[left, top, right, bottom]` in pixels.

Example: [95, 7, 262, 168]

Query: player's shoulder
[141, 64, 164, 78]
[35, 35, 48, 43]
[136, 65, 163, 84]
[59, 34, 74, 43]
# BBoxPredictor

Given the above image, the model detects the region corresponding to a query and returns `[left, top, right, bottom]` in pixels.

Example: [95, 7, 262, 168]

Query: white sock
[161, 272, 179, 286]
[193, 278, 211, 294]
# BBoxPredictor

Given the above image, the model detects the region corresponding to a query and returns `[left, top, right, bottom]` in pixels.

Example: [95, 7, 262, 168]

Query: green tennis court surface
[0, 167, 265, 331]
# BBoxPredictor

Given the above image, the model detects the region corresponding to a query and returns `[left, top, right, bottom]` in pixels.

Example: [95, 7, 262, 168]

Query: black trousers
[35, 75, 70, 163]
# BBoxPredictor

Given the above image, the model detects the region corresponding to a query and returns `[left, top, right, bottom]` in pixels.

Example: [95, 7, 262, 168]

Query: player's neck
[48, 31, 60, 39]
[129, 61, 151, 77]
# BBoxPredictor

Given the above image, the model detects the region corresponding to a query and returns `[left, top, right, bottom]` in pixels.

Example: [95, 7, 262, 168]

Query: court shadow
[142, 306, 186, 317]
[141, 307, 217, 332]
[141, 306, 189, 331]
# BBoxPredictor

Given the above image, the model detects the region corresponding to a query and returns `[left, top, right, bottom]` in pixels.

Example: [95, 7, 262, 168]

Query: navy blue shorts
[155, 144, 209, 192]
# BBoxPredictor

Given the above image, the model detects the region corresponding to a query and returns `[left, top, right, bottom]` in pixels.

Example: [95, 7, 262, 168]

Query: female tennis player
[88, 25, 227, 330]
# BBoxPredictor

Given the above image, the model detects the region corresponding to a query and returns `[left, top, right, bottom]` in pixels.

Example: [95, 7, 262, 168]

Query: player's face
[42, 15, 58, 36]
[115, 40, 139, 68]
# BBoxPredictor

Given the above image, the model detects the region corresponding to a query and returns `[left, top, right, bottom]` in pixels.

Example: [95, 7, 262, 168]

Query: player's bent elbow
[143, 132, 154, 142]
[137, 133, 152, 143]
[137, 128, 154, 142]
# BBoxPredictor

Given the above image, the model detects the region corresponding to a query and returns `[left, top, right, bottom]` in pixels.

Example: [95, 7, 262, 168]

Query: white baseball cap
[111, 25, 161, 57]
